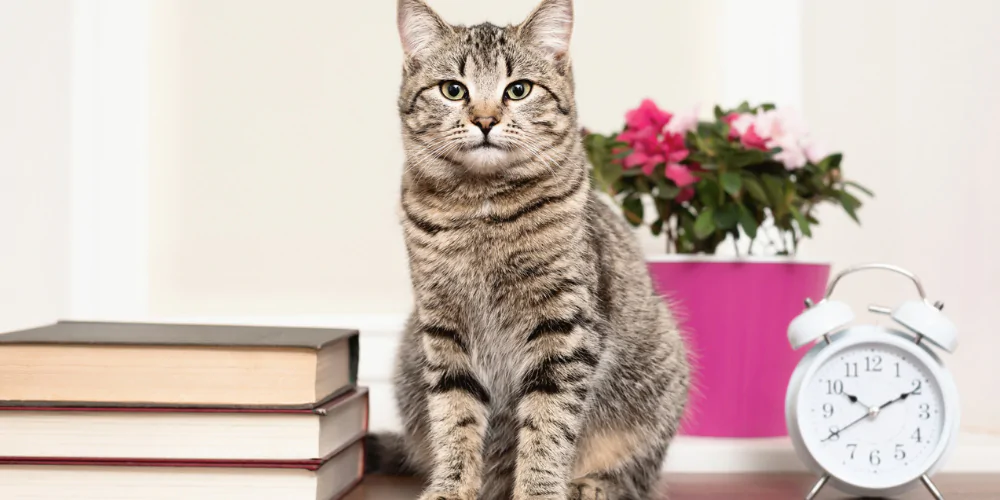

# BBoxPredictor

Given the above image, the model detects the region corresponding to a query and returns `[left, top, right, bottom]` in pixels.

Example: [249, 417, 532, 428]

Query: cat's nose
[474, 116, 498, 135]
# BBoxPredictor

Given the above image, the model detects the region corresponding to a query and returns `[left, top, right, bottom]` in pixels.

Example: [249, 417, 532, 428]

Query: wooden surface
[345, 474, 1000, 499]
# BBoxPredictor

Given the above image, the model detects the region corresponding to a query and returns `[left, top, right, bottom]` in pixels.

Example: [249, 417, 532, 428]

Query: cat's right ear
[397, 0, 451, 62]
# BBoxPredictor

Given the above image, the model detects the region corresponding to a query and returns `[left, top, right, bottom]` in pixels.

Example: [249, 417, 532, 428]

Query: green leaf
[654, 197, 671, 221]
[651, 218, 664, 236]
[697, 179, 722, 208]
[845, 181, 874, 198]
[635, 176, 652, 194]
[762, 174, 788, 216]
[654, 175, 680, 199]
[693, 133, 716, 156]
[839, 191, 862, 223]
[601, 161, 624, 188]
[826, 153, 843, 169]
[612, 149, 632, 160]
[727, 148, 774, 169]
[694, 208, 716, 240]
[738, 204, 759, 238]
[720, 171, 742, 196]
[714, 203, 739, 230]
[622, 194, 644, 226]
[790, 206, 813, 237]
[741, 175, 769, 204]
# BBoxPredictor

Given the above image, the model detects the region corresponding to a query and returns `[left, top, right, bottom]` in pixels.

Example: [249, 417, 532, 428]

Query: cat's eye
[505, 81, 533, 100]
[440, 81, 467, 101]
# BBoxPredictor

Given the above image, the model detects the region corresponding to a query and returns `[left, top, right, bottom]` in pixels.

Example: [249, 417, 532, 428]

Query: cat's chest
[468, 327, 530, 401]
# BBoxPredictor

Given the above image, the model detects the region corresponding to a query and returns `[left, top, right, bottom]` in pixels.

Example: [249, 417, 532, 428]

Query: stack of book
[0, 320, 368, 500]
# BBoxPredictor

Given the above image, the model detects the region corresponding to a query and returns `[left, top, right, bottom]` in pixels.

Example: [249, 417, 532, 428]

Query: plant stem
[731, 235, 740, 257]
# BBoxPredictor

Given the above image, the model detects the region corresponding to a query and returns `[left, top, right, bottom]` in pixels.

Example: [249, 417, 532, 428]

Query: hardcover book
[0, 437, 366, 500]
[0, 388, 369, 461]
[0, 320, 359, 407]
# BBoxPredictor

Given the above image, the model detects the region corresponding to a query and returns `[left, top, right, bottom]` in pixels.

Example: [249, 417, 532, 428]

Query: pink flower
[804, 141, 828, 164]
[722, 113, 742, 139]
[665, 163, 696, 187]
[616, 99, 691, 177]
[771, 134, 808, 169]
[725, 108, 825, 170]
[625, 99, 672, 131]
[740, 124, 769, 151]
[665, 104, 700, 136]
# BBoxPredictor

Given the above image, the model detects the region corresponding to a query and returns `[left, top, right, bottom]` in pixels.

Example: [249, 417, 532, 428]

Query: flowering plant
[584, 100, 873, 255]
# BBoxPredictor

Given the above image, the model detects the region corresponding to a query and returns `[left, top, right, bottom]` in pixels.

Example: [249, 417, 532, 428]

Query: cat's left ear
[397, 0, 451, 60]
[519, 0, 573, 63]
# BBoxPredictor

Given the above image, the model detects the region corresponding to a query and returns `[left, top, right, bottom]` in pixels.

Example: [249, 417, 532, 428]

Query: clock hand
[821, 410, 870, 442]
[842, 392, 874, 408]
[875, 386, 921, 411]
[821, 387, 922, 443]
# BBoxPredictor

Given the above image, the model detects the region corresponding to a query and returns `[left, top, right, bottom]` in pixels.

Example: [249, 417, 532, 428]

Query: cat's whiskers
[404, 132, 466, 176]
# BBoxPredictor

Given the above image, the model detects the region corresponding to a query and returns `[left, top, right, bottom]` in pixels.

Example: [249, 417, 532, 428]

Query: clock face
[796, 340, 948, 490]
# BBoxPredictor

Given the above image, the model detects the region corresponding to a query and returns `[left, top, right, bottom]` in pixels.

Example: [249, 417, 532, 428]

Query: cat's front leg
[417, 320, 489, 500]
[512, 315, 600, 500]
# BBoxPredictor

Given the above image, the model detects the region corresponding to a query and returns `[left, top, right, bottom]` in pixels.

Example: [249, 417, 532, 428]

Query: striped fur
[368, 1, 690, 499]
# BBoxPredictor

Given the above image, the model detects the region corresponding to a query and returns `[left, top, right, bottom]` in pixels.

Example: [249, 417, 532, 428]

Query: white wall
[0, 0, 72, 332]
[146, 0, 724, 317]
[800, 0, 1000, 435]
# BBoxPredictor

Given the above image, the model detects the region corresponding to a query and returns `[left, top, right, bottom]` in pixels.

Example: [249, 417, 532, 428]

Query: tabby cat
[365, 1, 690, 499]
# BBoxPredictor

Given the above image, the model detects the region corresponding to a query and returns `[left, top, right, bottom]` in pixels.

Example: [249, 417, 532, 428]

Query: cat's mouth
[475, 141, 503, 150]
[459, 140, 519, 172]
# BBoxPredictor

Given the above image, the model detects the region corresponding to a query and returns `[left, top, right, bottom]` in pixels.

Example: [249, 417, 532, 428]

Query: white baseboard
[83, 313, 1000, 474]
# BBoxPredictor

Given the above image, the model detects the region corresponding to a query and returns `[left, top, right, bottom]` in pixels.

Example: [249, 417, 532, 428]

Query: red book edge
[0, 387, 368, 415]
[0, 432, 370, 471]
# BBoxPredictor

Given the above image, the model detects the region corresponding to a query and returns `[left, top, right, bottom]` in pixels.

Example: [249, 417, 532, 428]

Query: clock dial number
[866, 355, 883, 372]
[845, 362, 858, 378]
[912, 427, 923, 443]
[828, 426, 840, 441]
[826, 379, 844, 395]
[846, 443, 857, 459]
[895, 444, 907, 460]
[911, 379, 923, 395]
[895, 362, 901, 378]
[869, 449, 881, 466]
[919, 403, 931, 420]
[822, 403, 834, 418]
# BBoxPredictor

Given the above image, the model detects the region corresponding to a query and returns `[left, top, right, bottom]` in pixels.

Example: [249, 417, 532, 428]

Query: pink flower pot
[647, 256, 831, 438]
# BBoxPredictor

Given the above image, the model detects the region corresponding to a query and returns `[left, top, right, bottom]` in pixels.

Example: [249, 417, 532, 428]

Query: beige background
[147, 0, 724, 316]
[0, 0, 72, 332]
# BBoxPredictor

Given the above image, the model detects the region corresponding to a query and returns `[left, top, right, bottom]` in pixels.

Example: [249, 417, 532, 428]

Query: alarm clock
[785, 263, 960, 500]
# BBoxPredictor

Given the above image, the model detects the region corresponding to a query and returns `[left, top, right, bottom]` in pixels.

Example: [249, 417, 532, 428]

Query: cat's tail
[364, 432, 419, 476]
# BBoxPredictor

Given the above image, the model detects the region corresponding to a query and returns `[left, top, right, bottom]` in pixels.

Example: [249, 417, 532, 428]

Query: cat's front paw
[567, 477, 609, 500]
[417, 490, 476, 500]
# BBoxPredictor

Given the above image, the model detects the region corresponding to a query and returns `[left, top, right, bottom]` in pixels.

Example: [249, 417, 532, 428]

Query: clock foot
[921, 474, 944, 500]
[804, 474, 829, 500]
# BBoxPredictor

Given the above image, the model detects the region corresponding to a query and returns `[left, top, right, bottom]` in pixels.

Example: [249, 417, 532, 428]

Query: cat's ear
[397, 0, 451, 60]
[519, 0, 573, 62]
